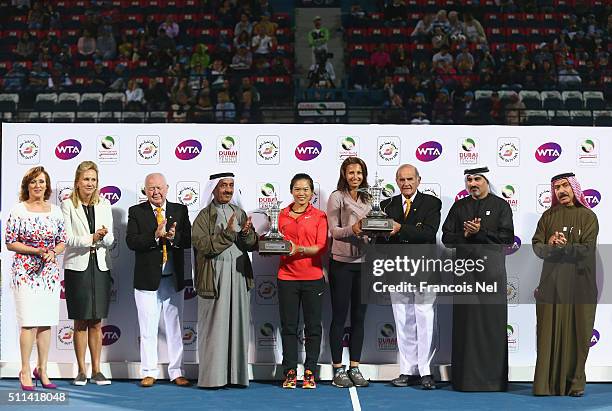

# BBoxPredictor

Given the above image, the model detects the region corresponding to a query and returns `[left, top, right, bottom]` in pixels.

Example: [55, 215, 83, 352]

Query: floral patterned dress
[5, 202, 66, 326]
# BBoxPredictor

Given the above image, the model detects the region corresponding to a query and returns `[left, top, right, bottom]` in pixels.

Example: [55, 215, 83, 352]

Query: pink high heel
[19, 371, 35, 391]
[33, 368, 57, 389]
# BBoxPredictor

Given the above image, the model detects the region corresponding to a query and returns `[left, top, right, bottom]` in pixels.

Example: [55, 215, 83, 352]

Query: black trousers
[277, 278, 324, 374]
[328, 259, 368, 364]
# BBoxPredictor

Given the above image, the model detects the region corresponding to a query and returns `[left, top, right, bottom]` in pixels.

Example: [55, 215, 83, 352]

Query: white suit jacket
[61, 197, 115, 272]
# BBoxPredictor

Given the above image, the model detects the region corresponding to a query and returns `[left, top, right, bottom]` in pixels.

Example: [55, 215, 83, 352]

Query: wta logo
[416, 141, 442, 162]
[583, 189, 601, 208]
[101, 325, 121, 346]
[55, 139, 81, 160]
[505, 236, 521, 255]
[175, 139, 202, 160]
[591, 329, 600, 347]
[100, 186, 121, 205]
[295, 140, 322, 161]
[535, 142, 562, 163]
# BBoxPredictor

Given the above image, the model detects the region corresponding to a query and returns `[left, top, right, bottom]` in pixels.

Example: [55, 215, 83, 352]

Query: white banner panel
[2, 123, 612, 377]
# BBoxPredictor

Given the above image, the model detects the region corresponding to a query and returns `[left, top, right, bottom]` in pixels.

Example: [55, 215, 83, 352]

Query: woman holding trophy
[276, 173, 328, 389]
[326, 157, 372, 388]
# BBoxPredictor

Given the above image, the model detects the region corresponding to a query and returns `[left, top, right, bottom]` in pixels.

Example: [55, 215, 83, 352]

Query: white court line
[349, 386, 362, 411]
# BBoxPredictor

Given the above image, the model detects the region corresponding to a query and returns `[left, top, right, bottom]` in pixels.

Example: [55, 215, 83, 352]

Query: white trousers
[391, 292, 437, 376]
[134, 276, 184, 380]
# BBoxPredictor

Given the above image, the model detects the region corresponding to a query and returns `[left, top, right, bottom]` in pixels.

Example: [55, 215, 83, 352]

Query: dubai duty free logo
[535, 142, 562, 163]
[175, 139, 202, 160]
[55, 139, 82, 160]
[497, 137, 520, 166]
[18, 134, 40, 164]
[218, 135, 239, 164]
[377, 137, 400, 165]
[458, 138, 479, 165]
[295, 140, 322, 161]
[136, 135, 159, 164]
[416, 141, 442, 162]
[256, 135, 280, 164]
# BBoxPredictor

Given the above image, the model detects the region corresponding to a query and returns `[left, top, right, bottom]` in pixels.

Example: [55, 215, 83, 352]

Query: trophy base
[361, 217, 394, 233]
[258, 239, 292, 255]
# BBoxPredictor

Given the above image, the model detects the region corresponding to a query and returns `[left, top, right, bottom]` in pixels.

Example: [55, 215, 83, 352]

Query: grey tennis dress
[64, 205, 112, 320]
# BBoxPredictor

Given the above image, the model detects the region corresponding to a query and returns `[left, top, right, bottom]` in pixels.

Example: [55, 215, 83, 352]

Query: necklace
[291, 207, 307, 214]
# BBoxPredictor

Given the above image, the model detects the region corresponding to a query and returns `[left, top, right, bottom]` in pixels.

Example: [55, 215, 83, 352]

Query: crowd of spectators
[347, 1, 612, 125]
[1, 0, 293, 122]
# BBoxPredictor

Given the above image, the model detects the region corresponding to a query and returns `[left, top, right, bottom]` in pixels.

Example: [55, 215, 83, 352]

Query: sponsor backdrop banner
[2, 124, 612, 376]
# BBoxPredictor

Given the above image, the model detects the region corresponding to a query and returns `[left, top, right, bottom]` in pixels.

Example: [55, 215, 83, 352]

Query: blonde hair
[69, 161, 100, 208]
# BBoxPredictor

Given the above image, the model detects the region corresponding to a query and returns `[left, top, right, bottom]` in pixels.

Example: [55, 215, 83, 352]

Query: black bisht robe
[442, 193, 514, 391]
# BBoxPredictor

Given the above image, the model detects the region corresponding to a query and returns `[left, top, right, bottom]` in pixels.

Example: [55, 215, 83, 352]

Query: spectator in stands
[432, 44, 453, 68]
[96, 26, 117, 61]
[217, 1, 237, 28]
[463, 13, 486, 44]
[370, 44, 391, 80]
[432, 10, 451, 34]
[210, 58, 228, 90]
[155, 28, 176, 68]
[454, 91, 479, 124]
[308, 16, 330, 64]
[237, 77, 261, 106]
[215, 91, 236, 123]
[488, 91, 503, 124]
[271, 56, 289, 75]
[77, 29, 97, 60]
[557, 60, 582, 87]
[383, 76, 403, 108]
[190, 88, 214, 122]
[12, 0, 31, 10]
[411, 13, 434, 39]
[145, 15, 158, 38]
[384, 0, 407, 26]
[3, 63, 27, 92]
[170, 78, 193, 122]
[125, 79, 145, 111]
[456, 45, 475, 73]
[253, 0, 274, 20]
[230, 45, 253, 71]
[254, 12, 277, 37]
[109, 63, 129, 91]
[534, 43, 554, 67]
[44, 3, 61, 29]
[89, 60, 111, 92]
[496, 0, 517, 12]
[408, 92, 431, 124]
[234, 30, 252, 50]
[235, 13, 253, 39]
[145, 77, 170, 111]
[252, 25, 276, 58]
[158, 16, 179, 39]
[48, 62, 72, 92]
[27, 1, 45, 29]
[505, 93, 525, 125]
[391, 44, 410, 69]
[189, 43, 210, 69]
[447, 11, 465, 42]
[26, 61, 50, 93]
[349, 4, 368, 27]
[431, 26, 449, 50]
[536, 59, 557, 89]
[477, 45, 496, 72]
[432, 88, 454, 124]
[189, 63, 207, 90]
[15, 32, 37, 60]
[239, 90, 254, 123]
[176, 46, 190, 66]
[394, 58, 411, 75]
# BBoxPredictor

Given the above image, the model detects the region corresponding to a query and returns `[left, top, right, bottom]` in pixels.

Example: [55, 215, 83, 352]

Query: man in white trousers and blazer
[126, 173, 192, 387]
[380, 164, 442, 390]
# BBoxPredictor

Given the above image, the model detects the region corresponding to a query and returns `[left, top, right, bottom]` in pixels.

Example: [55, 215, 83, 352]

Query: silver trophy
[357, 174, 394, 233]
[256, 198, 292, 255]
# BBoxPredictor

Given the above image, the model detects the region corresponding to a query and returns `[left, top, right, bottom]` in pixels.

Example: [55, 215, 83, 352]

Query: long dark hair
[336, 156, 369, 202]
